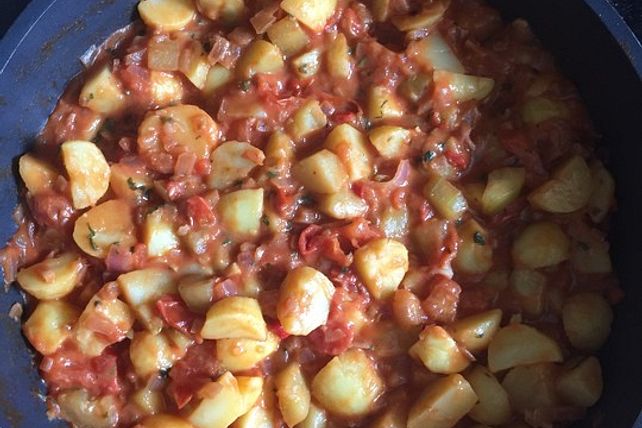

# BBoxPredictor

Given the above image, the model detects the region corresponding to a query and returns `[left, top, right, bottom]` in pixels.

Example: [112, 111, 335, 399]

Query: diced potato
[556, 357, 603, 407]
[424, 176, 468, 220]
[380, 207, 409, 238]
[466, 365, 511, 426]
[399, 73, 432, 103]
[217, 189, 264, 238]
[204, 65, 233, 95]
[117, 268, 177, 332]
[267, 16, 309, 56]
[510, 269, 546, 316]
[407, 374, 477, 428]
[208, 141, 265, 190]
[453, 219, 493, 275]
[318, 188, 368, 219]
[61, 140, 110, 209]
[324, 124, 372, 181]
[18, 154, 57, 195]
[391, 1, 448, 31]
[481, 167, 525, 215]
[483, 270, 509, 291]
[17, 253, 84, 300]
[311, 349, 384, 417]
[237, 376, 264, 416]
[588, 161, 615, 223]
[140, 414, 193, 428]
[369, 404, 408, 428]
[150, 71, 184, 106]
[408, 32, 464, 73]
[296, 403, 327, 428]
[409, 325, 471, 374]
[521, 97, 568, 125]
[202, 296, 267, 340]
[368, 86, 404, 121]
[79, 66, 125, 115]
[354, 238, 409, 300]
[275, 363, 311, 427]
[217, 332, 280, 372]
[148, 37, 181, 71]
[265, 131, 295, 167]
[73, 200, 137, 258]
[447, 309, 502, 353]
[287, 100, 327, 141]
[139, 0, 195, 31]
[293, 150, 348, 194]
[178, 275, 214, 314]
[326, 33, 352, 79]
[368, 126, 411, 159]
[529, 155, 592, 213]
[188, 372, 243, 428]
[571, 231, 612, 274]
[144, 205, 180, 257]
[237, 40, 284, 79]
[292, 49, 321, 79]
[233, 404, 276, 428]
[502, 363, 559, 413]
[110, 162, 152, 205]
[487, 324, 563, 373]
[433, 70, 495, 102]
[562, 292, 612, 351]
[277, 266, 335, 335]
[512, 222, 570, 269]
[196, 0, 245, 22]
[165, 329, 194, 360]
[129, 331, 175, 378]
[280, 0, 337, 31]
[57, 390, 121, 428]
[180, 43, 210, 90]
[371, 0, 390, 21]
[23, 301, 80, 355]
[132, 386, 166, 418]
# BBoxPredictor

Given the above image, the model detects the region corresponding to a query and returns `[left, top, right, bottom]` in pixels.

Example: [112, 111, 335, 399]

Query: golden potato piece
[368, 86, 404, 121]
[512, 221, 570, 269]
[17, 253, 84, 300]
[217, 189, 264, 238]
[433, 70, 495, 102]
[237, 376, 264, 416]
[407, 374, 477, 428]
[326, 33, 352, 79]
[208, 141, 265, 190]
[556, 356, 603, 407]
[481, 167, 525, 215]
[129, 331, 175, 378]
[368, 126, 411, 159]
[280, 0, 338, 31]
[453, 219, 493, 275]
[296, 403, 327, 428]
[188, 372, 244, 428]
[409, 31, 464, 73]
[73, 200, 137, 258]
[487, 324, 563, 373]
[424, 176, 468, 220]
[562, 292, 613, 351]
[61, 140, 110, 209]
[144, 205, 180, 257]
[354, 238, 409, 300]
[202, 296, 267, 340]
[466, 365, 511, 426]
[140, 414, 194, 428]
[23, 301, 80, 355]
[18, 154, 57, 195]
[502, 363, 559, 413]
[267, 16, 310, 57]
[324, 124, 372, 182]
[237, 40, 284, 79]
[217, 332, 280, 373]
[447, 309, 502, 353]
[294, 150, 348, 194]
[317, 188, 368, 220]
[275, 363, 311, 427]
[138, 0, 196, 32]
[528, 155, 592, 213]
[588, 160, 615, 223]
[79, 66, 125, 115]
[288, 100, 327, 142]
[196, 0, 245, 22]
[409, 325, 471, 374]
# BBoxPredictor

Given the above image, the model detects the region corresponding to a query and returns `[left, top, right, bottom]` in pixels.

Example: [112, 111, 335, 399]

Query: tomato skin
[156, 294, 199, 335]
[185, 196, 215, 226]
[167, 341, 221, 409]
[422, 276, 462, 324]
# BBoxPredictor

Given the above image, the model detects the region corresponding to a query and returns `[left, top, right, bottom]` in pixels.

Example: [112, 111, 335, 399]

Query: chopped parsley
[127, 177, 146, 191]
[473, 231, 486, 246]
[422, 150, 437, 162]
[222, 238, 232, 246]
[87, 224, 98, 251]
[160, 115, 174, 124]
[298, 63, 311, 74]
[266, 170, 279, 179]
[239, 79, 252, 92]
[261, 215, 270, 226]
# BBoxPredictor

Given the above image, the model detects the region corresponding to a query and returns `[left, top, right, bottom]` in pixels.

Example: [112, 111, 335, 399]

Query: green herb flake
[298, 63, 310, 74]
[266, 170, 279, 179]
[160, 115, 174, 124]
[261, 215, 270, 226]
[422, 150, 436, 162]
[222, 238, 232, 246]
[473, 231, 486, 246]
[87, 224, 98, 251]
[239, 79, 252, 92]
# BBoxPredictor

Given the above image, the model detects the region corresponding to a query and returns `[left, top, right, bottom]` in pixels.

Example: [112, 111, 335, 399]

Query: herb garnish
[473, 231, 486, 245]
[88, 224, 98, 251]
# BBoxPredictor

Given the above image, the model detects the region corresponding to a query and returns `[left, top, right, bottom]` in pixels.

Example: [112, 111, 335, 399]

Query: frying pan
[0, 1, 640, 427]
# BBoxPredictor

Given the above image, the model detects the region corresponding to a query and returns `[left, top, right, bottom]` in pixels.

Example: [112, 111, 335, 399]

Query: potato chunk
[512, 222, 570, 269]
[138, 0, 196, 32]
[275, 363, 311, 427]
[556, 356, 603, 407]
[202, 296, 267, 340]
[17, 253, 84, 300]
[18, 154, 57, 195]
[237, 376, 264, 416]
[294, 150, 348, 194]
[73, 200, 137, 258]
[466, 365, 511, 426]
[140, 414, 193, 428]
[588, 160, 615, 223]
[529, 155, 592, 213]
[510, 269, 546, 316]
[296, 403, 327, 428]
[407, 374, 477, 428]
[326, 33, 352, 79]
[391, 1, 448, 31]
[196, 0, 244, 22]
[150, 71, 184, 106]
[311, 349, 384, 417]
[354, 238, 409, 300]
[409, 32, 464, 73]
[237, 40, 284, 79]
[288, 100, 327, 141]
[481, 167, 525, 215]
[61, 140, 110, 209]
[368, 126, 411, 159]
[368, 86, 404, 121]
[208, 141, 265, 190]
[447, 309, 502, 353]
[217, 189, 264, 238]
[502, 363, 559, 413]
[488, 324, 563, 372]
[424, 176, 468, 220]
[188, 372, 243, 428]
[324, 124, 373, 182]
[144, 205, 180, 257]
[217, 332, 280, 373]
[267, 16, 309, 56]
[280, 0, 338, 31]
[23, 301, 80, 355]
[292, 49, 321, 79]
[433, 70, 495, 102]
[79, 66, 125, 115]
[129, 331, 175, 378]
[562, 292, 613, 351]
[409, 325, 471, 374]
[317, 188, 368, 219]
[453, 219, 493, 275]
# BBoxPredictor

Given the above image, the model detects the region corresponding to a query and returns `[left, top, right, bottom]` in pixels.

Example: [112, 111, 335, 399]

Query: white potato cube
[408, 31, 464, 73]
[73, 199, 137, 258]
[481, 167, 525, 215]
[409, 325, 471, 374]
[447, 309, 502, 353]
[317, 188, 368, 219]
[18, 154, 57, 195]
[217, 189, 264, 238]
[424, 176, 468, 220]
[288, 100, 327, 141]
[324, 124, 373, 181]
[188, 372, 243, 428]
[354, 238, 409, 300]
[453, 219, 493, 275]
[391, 1, 448, 31]
[368, 126, 411, 159]
[267, 16, 310, 56]
[217, 331, 280, 373]
[380, 207, 409, 238]
[109, 161, 152, 205]
[433, 70, 495, 102]
[23, 301, 80, 355]
[17, 253, 84, 300]
[588, 160, 615, 223]
[407, 374, 477, 428]
[204, 65, 233, 95]
[529, 155, 593, 213]
[522, 97, 568, 125]
[180, 43, 210, 90]
[571, 232, 612, 274]
[208, 141, 265, 190]
[512, 222, 570, 269]
[368, 86, 404, 121]
[510, 269, 547, 316]
[487, 324, 563, 373]
[129, 331, 175, 378]
[140, 414, 193, 428]
[275, 363, 311, 427]
[196, 0, 244, 22]
[138, 0, 196, 32]
[202, 296, 267, 340]
[466, 365, 511, 426]
[237, 376, 264, 416]
[280, 0, 338, 31]
[79, 66, 125, 115]
[237, 40, 284, 79]
[502, 363, 559, 413]
[296, 403, 327, 428]
[150, 71, 184, 106]
[556, 356, 603, 407]
[562, 292, 613, 351]
[293, 150, 348, 194]
[61, 140, 110, 209]
[178, 275, 214, 314]
[292, 49, 322, 79]
[132, 386, 166, 418]
[326, 33, 352, 79]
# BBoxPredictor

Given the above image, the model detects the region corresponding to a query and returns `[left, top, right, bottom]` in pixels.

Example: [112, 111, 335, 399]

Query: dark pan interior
[0, 0, 640, 427]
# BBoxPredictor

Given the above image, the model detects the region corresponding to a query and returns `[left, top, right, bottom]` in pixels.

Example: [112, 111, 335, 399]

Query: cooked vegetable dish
[0, 0, 621, 427]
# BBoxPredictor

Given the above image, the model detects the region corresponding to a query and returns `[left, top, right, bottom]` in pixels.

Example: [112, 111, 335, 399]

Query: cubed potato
[510, 269, 546, 316]
[140, 414, 193, 428]
[132, 386, 166, 418]
[529, 155, 592, 213]
[407, 374, 477, 428]
[368, 86, 404, 121]
[208, 141, 265, 190]
[202, 296, 267, 340]
[18, 154, 57, 195]
[267, 16, 309, 56]
[571, 231, 612, 274]
[276, 267, 335, 335]
[233, 404, 276, 428]
[237, 40, 284, 79]
[217, 331, 280, 372]
[138, 0, 196, 31]
[293, 150, 348, 194]
[178, 275, 214, 314]
[287, 100, 327, 141]
[562, 292, 612, 352]
[588, 161, 615, 223]
[79, 66, 125, 115]
[292, 49, 322, 79]
[481, 167, 525, 215]
[17, 253, 84, 300]
[424, 176, 468, 220]
[502, 363, 559, 413]
[237, 376, 264, 416]
[296, 403, 327, 428]
[311, 349, 384, 417]
[354, 238, 409, 300]
[317, 188, 368, 219]
[409, 325, 471, 374]
[521, 97, 568, 125]
[73, 200, 137, 258]
[275, 363, 311, 426]
[408, 32, 464, 73]
[148, 37, 181, 71]
[447, 309, 502, 353]
[556, 357, 603, 407]
[144, 206, 180, 257]
[265, 131, 295, 167]
[466, 365, 511, 426]
[512, 222, 570, 269]
[369, 404, 408, 428]
[380, 207, 409, 238]
[150, 71, 184, 106]
[129, 331, 175, 378]
[180, 42, 210, 90]
[487, 324, 563, 373]
[280, 0, 337, 31]
[453, 219, 493, 275]
[324, 124, 372, 181]
[196, 0, 245, 22]
[23, 301, 80, 355]
[391, 1, 448, 31]
[204, 65, 233, 95]
[433, 70, 495, 102]
[368, 126, 411, 159]
[110, 161, 152, 205]
[218, 189, 264, 238]
[61, 140, 110, 209]
[326, 33, 352, 79]
[57, 390, 121, 428]
[188, 372, 243, 428]
[399, 72, 432, 103]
